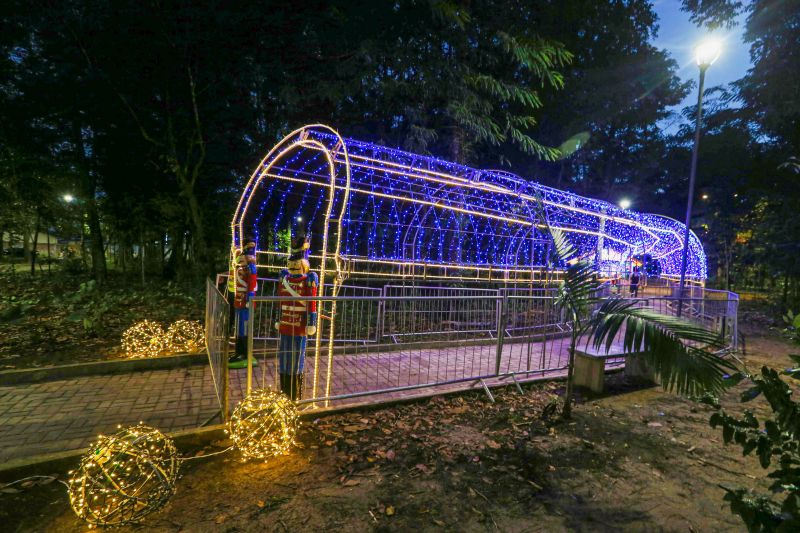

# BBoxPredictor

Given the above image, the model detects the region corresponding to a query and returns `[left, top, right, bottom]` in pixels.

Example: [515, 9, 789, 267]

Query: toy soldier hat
[289, 231, 310, 261]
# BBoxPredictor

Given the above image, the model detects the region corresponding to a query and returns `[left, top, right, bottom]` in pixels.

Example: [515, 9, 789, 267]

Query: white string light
[67, 424, 179, 528]
[228, 389, 299, 461]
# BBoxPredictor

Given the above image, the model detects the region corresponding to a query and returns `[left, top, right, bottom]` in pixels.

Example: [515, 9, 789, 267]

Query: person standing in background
[630, 267, 641, 298]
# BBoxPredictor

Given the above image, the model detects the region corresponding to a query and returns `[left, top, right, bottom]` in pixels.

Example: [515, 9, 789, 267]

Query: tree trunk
[181, 180, 210, 276]
[85, 195, 106, 281]
[23, 231, 30, 263]
[30, 212, 40, 276]
[562, 329, 578, 419]
[73, 121, 106, 281]
[783, 272, 790, 305]
[160, 233, 166, 276]
[46, 225, 51, 273]
[449, 127, 464, 165]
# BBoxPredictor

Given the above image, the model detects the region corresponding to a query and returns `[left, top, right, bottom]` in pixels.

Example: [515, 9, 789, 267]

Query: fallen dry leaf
[386, 505, 395, 516]
[415, 463, 434, 475]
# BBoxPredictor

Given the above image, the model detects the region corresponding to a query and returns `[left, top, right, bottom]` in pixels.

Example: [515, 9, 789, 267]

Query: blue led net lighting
[231, 125, 707, 282]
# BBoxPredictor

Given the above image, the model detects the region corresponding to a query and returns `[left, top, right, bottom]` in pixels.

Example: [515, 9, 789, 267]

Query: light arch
[232, 124, 707, 285]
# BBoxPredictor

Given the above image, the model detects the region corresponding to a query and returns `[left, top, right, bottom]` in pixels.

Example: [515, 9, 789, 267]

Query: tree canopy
[1, 0, 797, 304]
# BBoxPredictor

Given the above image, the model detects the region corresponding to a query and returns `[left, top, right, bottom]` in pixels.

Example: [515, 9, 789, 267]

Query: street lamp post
[677, 39, 720, 317]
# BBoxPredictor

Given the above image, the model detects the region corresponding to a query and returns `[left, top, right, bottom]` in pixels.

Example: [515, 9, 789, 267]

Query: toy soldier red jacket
[233, 264, 257, 309]
[277, 271, 318, 335]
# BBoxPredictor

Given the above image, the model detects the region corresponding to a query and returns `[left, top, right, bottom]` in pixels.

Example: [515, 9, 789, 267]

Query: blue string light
[235, 126, 707, 281]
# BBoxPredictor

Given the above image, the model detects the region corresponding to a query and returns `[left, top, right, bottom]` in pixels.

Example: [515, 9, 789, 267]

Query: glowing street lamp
[618, 198, 632, 210]
[62, 194, 75, 203]
[695, 39, 721, 68]
[678, 38, 722, 316]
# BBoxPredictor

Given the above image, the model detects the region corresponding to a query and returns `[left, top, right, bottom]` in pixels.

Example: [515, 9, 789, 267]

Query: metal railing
[204, 279, 230, 422]
[226, 288, 738, 410]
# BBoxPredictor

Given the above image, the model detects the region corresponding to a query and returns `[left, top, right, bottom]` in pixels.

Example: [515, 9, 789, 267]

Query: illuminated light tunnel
[232, 124, 706, 290]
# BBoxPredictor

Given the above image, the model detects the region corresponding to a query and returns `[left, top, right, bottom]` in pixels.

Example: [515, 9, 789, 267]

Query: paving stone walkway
[0, 337, 578, 463]
[0, 367, 222, 463]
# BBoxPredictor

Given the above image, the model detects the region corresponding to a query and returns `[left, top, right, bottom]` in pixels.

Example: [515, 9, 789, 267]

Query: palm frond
[590, 298, 736, 396]
[556, 261, 602, 324]
[529, 197, 574, 263]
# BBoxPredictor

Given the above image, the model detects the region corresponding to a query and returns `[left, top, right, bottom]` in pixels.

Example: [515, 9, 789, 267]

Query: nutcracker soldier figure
[275, 232, 317, 400]
[228, 248, 258, 369]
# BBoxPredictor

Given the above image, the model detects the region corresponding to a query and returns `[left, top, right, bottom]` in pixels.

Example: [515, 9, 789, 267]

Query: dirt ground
[2, 327, 796, 532]
[0, 269, 204, 369]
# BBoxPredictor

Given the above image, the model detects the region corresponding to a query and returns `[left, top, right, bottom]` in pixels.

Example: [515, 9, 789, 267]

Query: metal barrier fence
[235, 289, 738, 409]
[204, 279, 230, 422]
[206, 275, 738, 413]
[243, 294, 574, 408]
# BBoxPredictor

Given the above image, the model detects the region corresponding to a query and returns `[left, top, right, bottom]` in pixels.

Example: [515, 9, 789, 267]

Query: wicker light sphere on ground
[67, 424, 179, 528]
[164, 319, 206, 353]
[229, 388, 300, 460]
[121, 320, 166, 358]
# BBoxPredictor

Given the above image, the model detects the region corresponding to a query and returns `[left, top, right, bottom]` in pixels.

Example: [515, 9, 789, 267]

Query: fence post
[246, 298, 255, 396]
[222, 316, 230, 424]
[495, 292, 508, 376]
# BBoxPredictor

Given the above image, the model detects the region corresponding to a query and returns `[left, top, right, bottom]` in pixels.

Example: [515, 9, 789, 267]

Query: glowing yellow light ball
[229, 389, 299, 460]
[164, 319, 206, 353]
[122, 320, 166, 358]
[67, 424, 179, 528]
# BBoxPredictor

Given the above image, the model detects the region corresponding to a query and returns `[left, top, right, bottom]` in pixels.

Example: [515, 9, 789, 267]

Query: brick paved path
[0, 335, 600, 463]
[0, 368, 222, 463]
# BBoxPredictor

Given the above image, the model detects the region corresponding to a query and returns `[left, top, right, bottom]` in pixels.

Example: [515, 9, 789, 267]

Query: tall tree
[514, 0, 690, 212]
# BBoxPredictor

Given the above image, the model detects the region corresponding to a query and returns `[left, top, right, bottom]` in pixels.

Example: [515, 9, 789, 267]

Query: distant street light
[296, 216, 303, 222]
[618, 198, 632, 210]
[701, 193, 709, 200]
[677, 38, 722, 316]
[62, 194, 75, 203]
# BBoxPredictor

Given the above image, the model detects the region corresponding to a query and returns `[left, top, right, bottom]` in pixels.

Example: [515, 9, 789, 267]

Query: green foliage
[532, 194, 732, 416]
[591, 299, 734, 396]
[704, 359, 800, 531]
[277, 228, 292, 253]
[782, 310, 800, 343]
[681, 0, 743, 29]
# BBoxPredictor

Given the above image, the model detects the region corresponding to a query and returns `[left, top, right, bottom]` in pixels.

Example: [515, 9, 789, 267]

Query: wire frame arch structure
[231, 124, 707, 287]
[229, 124, 711, 405]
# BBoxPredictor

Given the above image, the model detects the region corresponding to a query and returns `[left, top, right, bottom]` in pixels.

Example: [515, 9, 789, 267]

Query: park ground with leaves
[0, 268, 204, 368]
[2, 324, 796, 532]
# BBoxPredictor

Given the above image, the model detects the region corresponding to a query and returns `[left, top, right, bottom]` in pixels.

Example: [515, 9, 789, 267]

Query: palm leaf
[556, 261, 602, 326]
[590, 298, 736, 396]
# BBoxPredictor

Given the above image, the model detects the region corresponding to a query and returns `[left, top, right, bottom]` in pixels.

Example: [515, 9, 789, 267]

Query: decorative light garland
[34, 390, 300, 528]
[231, 125, 708, 282]
[121, 320, 166, 358]
[67, 424, 179, 528]
[122, 319, 206, 358]
[228, 388, 300, 461]
[164, 320, 206, 354]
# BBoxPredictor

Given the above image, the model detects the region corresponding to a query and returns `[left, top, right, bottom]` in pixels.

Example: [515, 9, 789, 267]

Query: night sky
[652, 0, 752, 131]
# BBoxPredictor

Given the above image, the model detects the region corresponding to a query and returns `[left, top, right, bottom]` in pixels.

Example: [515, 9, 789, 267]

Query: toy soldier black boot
[279, 373, 291, 398]
[291, 373, 304, 401]
[228, 337, 248, 369]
